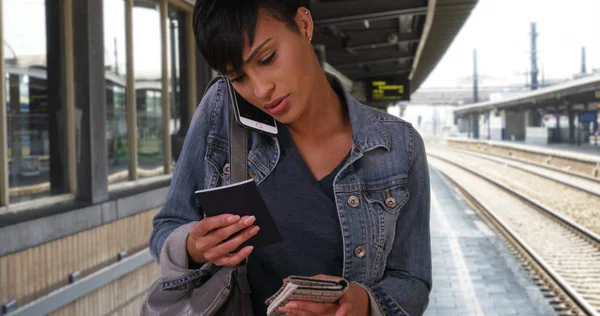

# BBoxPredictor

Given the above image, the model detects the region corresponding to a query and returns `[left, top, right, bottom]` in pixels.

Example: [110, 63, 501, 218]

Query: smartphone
[224, 78, 278, 136]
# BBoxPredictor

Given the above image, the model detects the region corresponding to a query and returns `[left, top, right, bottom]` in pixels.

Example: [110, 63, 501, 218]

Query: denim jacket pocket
[363, 180, 409, 214]
[362, 179, 409, 253]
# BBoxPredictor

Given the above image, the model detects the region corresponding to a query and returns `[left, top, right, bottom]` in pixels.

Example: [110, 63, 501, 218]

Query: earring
[305, 11, 308, 14]
[308, 37, 312, 42]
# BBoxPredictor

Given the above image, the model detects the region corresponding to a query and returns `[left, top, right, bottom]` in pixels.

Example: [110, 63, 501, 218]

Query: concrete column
[555, 108, 561, 143]
[467, 116, 472, 138]
[487, 113, 491, 140]
[576, 110, 581, 146]
[472, 114, 480, 139]
[501, 110, 507, 140]
[568, 106, 575, 144]
[594, 104, 599, 147]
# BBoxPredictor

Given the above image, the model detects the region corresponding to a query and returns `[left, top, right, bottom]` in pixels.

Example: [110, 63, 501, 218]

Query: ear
[295, 7, 314, 42]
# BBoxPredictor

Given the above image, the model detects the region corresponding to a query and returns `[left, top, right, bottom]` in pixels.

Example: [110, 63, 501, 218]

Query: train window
[133, 3, 164, 179]
[104, 0, 130, 185]
[3, 0, 52, 203]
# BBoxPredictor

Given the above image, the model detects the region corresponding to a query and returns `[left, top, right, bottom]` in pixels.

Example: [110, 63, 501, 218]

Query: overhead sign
[366, 79, 410, 102]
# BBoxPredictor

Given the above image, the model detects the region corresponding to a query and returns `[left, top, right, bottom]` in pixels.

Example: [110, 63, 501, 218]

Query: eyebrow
[224, 38, 273, 75]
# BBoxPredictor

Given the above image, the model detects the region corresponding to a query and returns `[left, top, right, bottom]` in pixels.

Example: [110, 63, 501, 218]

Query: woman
[149, 0, 432, 315]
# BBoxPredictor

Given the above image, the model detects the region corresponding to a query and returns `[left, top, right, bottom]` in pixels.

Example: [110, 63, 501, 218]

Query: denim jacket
[149, 74, 432, 316]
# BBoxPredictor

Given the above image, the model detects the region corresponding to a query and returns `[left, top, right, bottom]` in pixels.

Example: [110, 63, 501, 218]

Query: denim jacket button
[347, 196, 360, 208]
[354, 246, 366, 258]
[385, 197, 397, 208]
[223, 163, 231, 176]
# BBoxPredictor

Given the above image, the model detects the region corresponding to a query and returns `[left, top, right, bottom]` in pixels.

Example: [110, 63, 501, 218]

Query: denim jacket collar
[326, 73, 392, 154]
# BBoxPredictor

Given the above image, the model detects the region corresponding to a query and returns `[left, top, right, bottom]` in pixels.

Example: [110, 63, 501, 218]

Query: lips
[264, 95, 290, 115]
[264, 96, 288, 109]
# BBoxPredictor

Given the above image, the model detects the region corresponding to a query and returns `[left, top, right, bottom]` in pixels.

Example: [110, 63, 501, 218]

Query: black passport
[195, 179, 282, 249]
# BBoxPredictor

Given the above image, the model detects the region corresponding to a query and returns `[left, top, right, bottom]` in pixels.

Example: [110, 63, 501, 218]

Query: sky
[419, 0, 600, 89]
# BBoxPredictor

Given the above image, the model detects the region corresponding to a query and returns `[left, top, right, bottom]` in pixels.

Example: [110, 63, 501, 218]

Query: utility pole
[581, 47, 587, 75]
[114, 37, 119, 75]
[473, 49, 479, 103]
[530, 22, 539, 90]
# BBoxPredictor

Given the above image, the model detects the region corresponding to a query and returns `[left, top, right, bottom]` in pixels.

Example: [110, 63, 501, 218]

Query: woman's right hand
[186, 214, 260, 267]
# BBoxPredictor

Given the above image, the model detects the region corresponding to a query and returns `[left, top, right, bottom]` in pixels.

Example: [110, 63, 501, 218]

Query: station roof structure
[309, 0, 478, 94]
[454, 73, 600, 116]
[187, 0, 478, 96]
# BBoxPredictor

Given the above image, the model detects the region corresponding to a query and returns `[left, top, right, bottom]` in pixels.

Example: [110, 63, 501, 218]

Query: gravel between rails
[428, 146, 600, 236]
[444, 147, 600, 197]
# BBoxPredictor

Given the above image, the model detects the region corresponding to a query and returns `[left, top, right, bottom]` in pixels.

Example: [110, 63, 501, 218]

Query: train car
[5, 65, 164, 185]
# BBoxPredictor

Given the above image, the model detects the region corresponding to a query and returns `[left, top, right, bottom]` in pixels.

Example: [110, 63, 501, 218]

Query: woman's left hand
[278, 274, 370, 316]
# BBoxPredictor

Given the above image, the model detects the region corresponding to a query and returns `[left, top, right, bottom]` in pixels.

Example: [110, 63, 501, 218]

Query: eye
[259, 51, 276, 66]
[231, 74, 247, 83]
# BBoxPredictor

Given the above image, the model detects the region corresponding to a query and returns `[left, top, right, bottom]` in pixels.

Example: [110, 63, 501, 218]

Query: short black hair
[193, 0, 308, 74]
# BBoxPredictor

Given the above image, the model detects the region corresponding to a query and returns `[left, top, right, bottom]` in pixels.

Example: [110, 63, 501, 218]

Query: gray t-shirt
[247, 125, 347, 315]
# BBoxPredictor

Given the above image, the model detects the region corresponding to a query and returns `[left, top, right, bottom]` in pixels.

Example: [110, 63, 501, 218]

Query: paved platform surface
[423, 167, 556, 316]
[501, 140, 600, 157]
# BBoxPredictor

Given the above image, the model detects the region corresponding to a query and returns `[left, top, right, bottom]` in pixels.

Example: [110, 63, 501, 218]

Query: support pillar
[576, 110, 581, 146]
[467, 116, 471, 139]
[568, 105, 575, 145]
[73, 0, 109, 203]
[555, 108, 561, 143]
[487, 112, 491, 140]
[472, 114, 480, 139]
[594, 104, 599, 147]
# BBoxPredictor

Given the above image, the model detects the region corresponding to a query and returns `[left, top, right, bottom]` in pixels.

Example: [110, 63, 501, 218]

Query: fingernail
[227, 215, 240, 223]
[286, 302, 297, 309]
[244, 216, 256, 225]
[251, 226, 260, 235]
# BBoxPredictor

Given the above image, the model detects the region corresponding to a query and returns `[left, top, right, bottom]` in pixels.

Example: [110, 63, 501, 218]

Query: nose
[252, 76, 274, 100]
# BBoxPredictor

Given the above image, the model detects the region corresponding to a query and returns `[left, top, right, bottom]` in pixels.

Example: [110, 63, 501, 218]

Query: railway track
[428, 146, 600, 236]
[445, 140, 600, 183]
[438, 146, 600, 197]
[428, 153, 600, 316]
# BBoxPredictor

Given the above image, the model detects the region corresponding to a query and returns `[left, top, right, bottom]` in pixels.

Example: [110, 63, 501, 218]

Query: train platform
[449, 136, 600, 158]
[424, 167, 555, 316]
[506, 141, 600, 157]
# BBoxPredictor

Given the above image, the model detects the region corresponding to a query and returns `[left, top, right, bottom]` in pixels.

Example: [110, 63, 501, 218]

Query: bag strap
[203, 76, 253, 305]
[228, 93, 249, 183]
[203, 76, 249, 183]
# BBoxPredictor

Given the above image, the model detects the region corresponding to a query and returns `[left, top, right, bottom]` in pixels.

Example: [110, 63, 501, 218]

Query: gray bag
[142, 76, 254, 316]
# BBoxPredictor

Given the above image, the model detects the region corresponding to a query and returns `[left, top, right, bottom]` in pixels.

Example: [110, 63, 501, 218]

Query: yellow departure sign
[368, 80, 409, 101]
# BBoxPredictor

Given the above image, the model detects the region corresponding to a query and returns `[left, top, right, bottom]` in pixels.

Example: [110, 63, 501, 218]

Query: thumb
[334, 304, 350, 316]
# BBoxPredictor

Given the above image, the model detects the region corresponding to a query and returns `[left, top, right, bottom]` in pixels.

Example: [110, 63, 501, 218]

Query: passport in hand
[195, 179, 282, 249]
